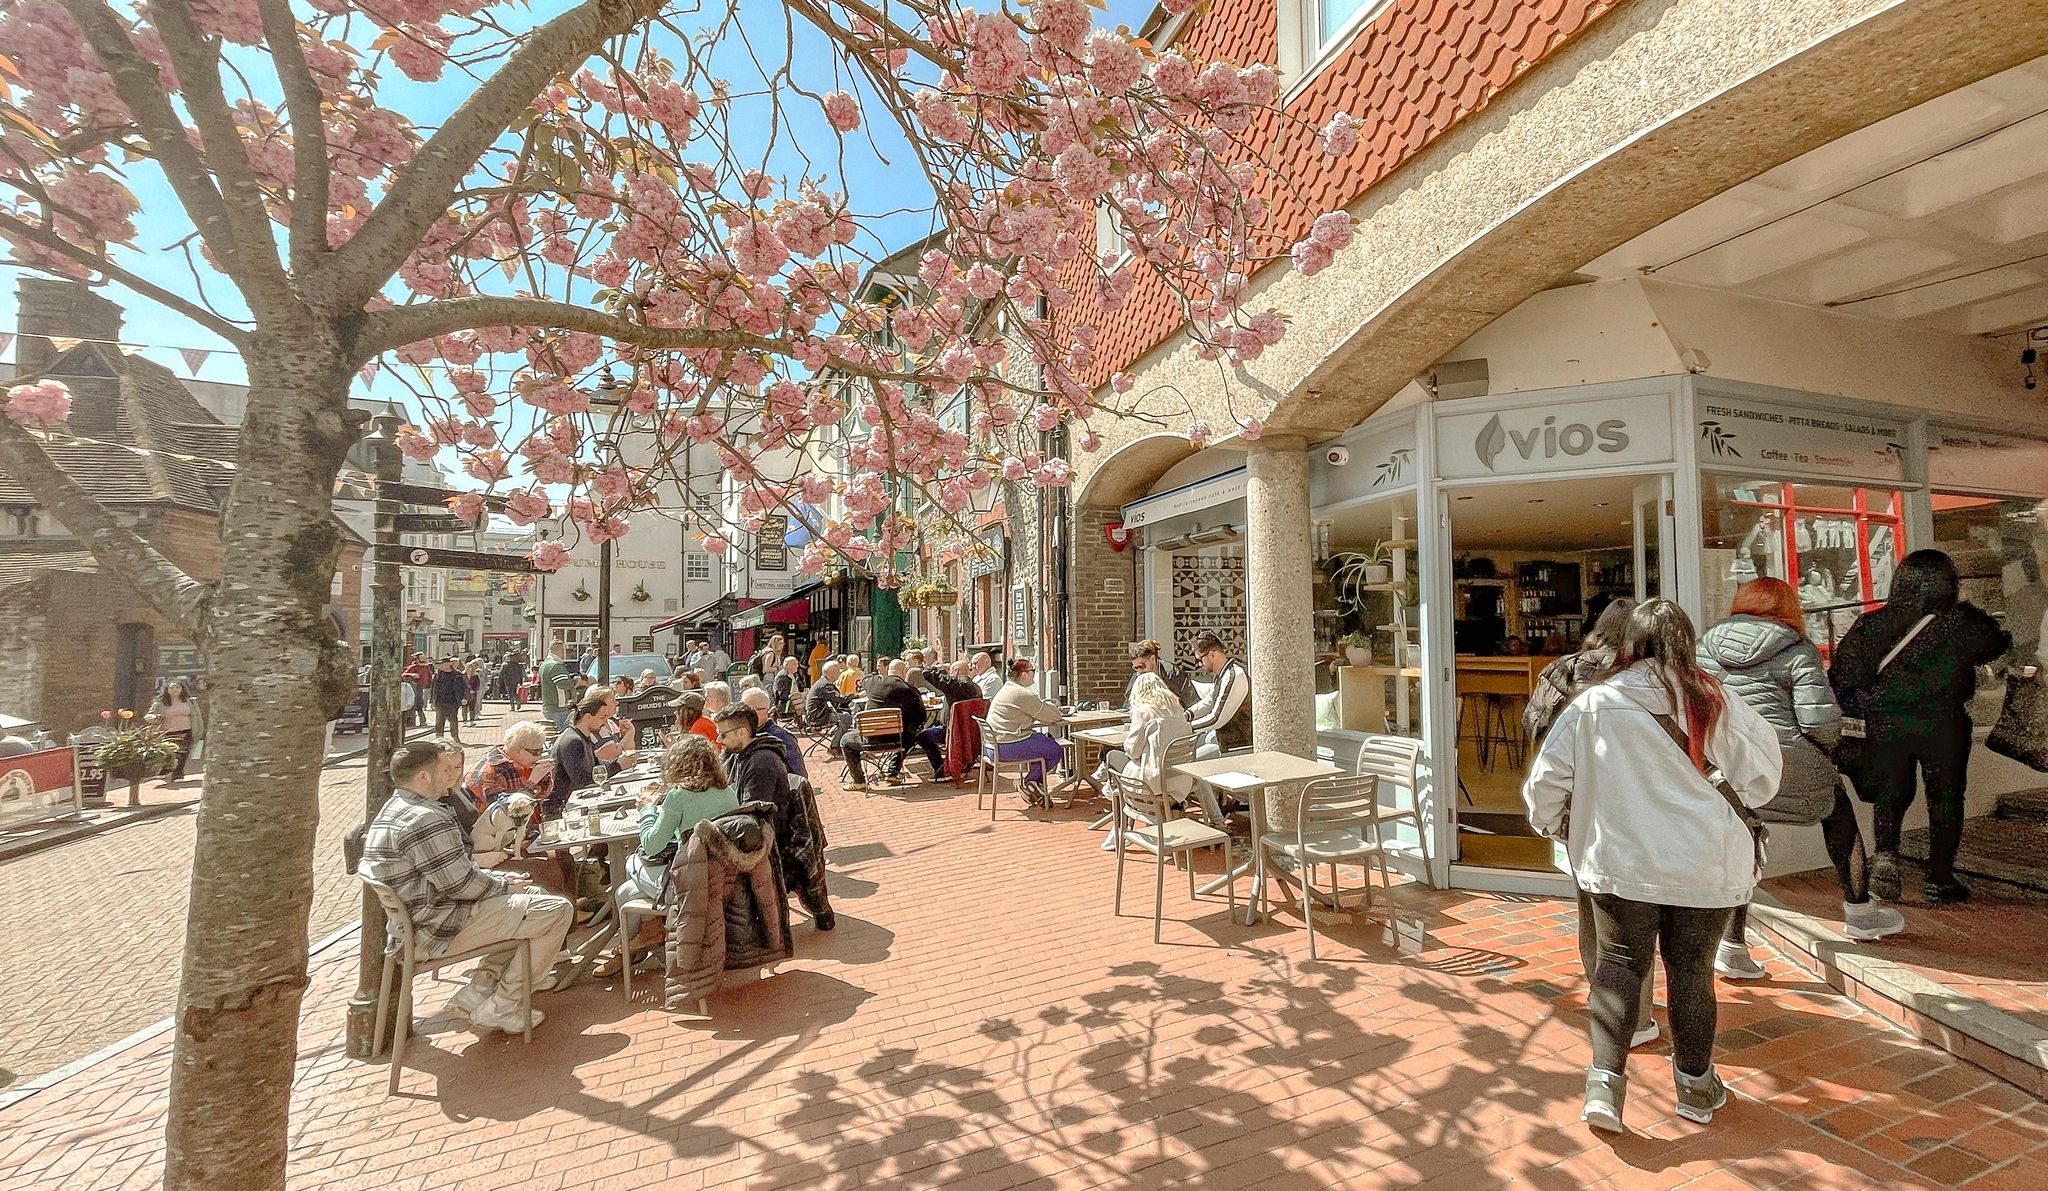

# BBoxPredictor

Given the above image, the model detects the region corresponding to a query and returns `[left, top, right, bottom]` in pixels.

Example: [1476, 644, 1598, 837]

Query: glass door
[1633, 475, 1675, 601]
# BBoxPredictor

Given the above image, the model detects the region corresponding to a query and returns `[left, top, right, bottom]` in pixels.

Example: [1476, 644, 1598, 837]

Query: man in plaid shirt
[360, 740, 571, 1033]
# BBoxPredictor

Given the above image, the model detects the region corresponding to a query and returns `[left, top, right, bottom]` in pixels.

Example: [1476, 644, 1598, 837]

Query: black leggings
[1585, 892, 1735, 1077]
[1859, 730, 1970, 884]
[1721, 784, 1874, 944]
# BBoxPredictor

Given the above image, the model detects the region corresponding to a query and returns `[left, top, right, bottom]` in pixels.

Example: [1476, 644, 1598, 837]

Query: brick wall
[0, 582, 49, 727]
[1065, 506, 1138, 706]
[32, 571, 194, 736]
[1058, 0, 1619, 389]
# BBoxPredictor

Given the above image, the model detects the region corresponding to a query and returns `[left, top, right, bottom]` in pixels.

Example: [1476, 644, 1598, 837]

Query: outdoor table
[1071, 725, 1131, 834]
[532, 807, 642, 987]
[1047, 709, 1128, 803]
[1170, 752, 1343, 925]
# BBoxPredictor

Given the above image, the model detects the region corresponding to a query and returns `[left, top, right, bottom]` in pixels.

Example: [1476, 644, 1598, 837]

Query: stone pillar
[1244, 436, 1316, 758]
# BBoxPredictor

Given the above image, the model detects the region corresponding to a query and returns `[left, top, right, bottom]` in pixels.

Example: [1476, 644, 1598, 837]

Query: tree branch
[138, 0, 298, 318]
[0, 215, 253, 346]
[316, 0, 664, 308]
[256, 0, 331, 274]
[0, 419, 211, 637]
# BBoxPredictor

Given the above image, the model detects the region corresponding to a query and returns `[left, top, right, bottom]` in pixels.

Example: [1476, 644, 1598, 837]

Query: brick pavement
[0, 710, 511, 1090]
[3, 756, 2046, 1189]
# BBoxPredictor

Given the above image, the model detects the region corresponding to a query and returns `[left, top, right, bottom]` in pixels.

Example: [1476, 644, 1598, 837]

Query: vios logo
[1474, 413, 1630, 472]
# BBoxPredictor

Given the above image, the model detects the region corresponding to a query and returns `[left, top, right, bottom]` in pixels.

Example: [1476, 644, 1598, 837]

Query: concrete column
[1244, 436, 1316, 758]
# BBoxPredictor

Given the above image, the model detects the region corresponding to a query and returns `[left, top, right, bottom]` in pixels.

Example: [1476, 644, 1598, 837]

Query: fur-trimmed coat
[663, 802, 792, 1009]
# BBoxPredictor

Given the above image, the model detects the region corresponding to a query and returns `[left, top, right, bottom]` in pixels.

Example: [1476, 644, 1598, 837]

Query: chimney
[15, 277, 123, 379]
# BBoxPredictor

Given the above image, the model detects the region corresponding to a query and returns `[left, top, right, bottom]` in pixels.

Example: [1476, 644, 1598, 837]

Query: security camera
[1325, 446, 1351, 466]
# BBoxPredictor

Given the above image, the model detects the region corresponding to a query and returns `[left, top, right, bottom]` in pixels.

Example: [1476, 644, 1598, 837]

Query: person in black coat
[1831, 549, 2010, 903]
[429, 657, 469, 745]
[1121, 639, 1197, 709]
[715, 707, 833, 929]
[842, 662, 942, 784]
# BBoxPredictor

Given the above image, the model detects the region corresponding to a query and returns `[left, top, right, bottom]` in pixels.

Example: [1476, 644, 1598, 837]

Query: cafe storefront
[1287, 375, 2048, 895]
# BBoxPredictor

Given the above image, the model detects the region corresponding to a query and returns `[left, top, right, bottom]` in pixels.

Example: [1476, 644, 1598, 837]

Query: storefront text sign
[1930, 426, 2048, 498]
[1122, 467, 1246, 529]
[1437, 393, 1672, 480]
[1696, 394, 1905, 483]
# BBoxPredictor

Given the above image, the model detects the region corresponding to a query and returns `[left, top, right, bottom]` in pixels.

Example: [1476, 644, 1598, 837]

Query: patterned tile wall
[1169, 547, 1247, 670]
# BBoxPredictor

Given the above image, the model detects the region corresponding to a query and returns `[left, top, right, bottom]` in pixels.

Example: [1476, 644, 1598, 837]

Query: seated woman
[1097, 672, 1203, 818]
[459, 720, 556, 853]
[667, 691, 719, 750]
[984, 656, 1067, 805]
[621, 734, 738, 903]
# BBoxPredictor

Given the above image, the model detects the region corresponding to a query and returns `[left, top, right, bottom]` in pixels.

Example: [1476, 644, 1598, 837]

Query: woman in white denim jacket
[1523, 599, 1781, 1135]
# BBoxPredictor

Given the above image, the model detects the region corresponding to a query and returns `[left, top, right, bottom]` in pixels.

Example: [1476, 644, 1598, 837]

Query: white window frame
[684, 552, 713, 582]
[1279, 0, 1397, 106]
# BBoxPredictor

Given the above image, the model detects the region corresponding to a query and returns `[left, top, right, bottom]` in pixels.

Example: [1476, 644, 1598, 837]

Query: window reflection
[1702, 477, 1904, 655]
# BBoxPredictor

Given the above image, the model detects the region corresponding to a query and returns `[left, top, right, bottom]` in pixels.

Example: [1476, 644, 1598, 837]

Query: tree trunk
[163, 338, 358, 1191]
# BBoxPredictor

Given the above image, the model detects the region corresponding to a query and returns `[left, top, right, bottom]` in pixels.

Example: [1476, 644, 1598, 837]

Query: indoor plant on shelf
[91, 709, 182, 808]
[1336, 631, 1374, 667]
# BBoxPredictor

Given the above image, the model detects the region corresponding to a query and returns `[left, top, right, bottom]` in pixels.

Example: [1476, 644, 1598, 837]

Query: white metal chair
[1355, 734, 1434, 887]
[1108, 769, 1236, 943]
[974, 716, 1038, 820]
[361, 876, 532, 1095]
[1260, 774, 1383, 960]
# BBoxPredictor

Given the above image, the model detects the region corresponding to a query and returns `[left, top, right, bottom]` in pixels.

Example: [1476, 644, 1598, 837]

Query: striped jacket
[358, 789, 509, 956]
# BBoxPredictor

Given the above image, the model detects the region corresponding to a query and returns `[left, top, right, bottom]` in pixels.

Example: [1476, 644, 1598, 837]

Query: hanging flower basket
[630, 581, 651, 603]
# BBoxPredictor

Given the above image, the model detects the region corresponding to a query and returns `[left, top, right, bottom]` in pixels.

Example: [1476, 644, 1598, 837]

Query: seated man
[839, 660, 941, 790]
[1185, 632, 1253, 758]
[911, 663, 982, 772]
[358, 740, 570, 1034]
[1123, 638, 1198, 709]
[984, 657, 1067, 805]
[806, 660, 853, 733]
[773, 656, 805, 716]
[741, 687, 808, 782]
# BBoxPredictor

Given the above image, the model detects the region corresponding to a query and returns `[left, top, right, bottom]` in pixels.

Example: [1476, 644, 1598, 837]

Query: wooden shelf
[1383, 538, 1418, 550]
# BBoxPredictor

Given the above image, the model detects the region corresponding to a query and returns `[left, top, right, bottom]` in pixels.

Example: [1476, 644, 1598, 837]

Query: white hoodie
[1523, 660, 1782, 908]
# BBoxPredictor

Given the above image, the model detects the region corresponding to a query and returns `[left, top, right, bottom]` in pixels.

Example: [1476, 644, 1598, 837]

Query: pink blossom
[504, 490, 551, 527]
[1309, 210, 1354, 252]
[821, 91, 861, 132]
[451, 493, 486, 526]
[703, 534, 729, 555]
[1291, 240, 1335, 277]
[587, 515, 629, 544]
[1002, 456, 1029, 482]
[1078, 430, 1102, 453]
[1320, 112, 1363, 158]
[463, 451, 510, 483]
[1238, 418, 1264, 442]
[1187, 420, 1211, 447]
[1034, 458, 1072, 487]
[1087, 30, 1144, 95]
[529, 540, 570, 572]
[4, 380, 71, 428]
[395, 429, 438, 462]
[1031, 403, 1062, 432]
[461, 391, 497, 418]
[1151, 52, 1195, 97]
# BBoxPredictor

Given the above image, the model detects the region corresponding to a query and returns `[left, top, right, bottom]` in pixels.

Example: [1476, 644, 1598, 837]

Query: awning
[730, 581, 825, 630]
[651, 592, 733, 633]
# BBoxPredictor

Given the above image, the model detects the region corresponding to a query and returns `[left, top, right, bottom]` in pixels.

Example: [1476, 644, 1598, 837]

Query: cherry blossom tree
[0, 1, 1351, 1184]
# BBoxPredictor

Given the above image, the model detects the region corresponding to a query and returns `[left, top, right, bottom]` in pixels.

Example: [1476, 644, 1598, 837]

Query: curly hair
[660, 733, 727, 791]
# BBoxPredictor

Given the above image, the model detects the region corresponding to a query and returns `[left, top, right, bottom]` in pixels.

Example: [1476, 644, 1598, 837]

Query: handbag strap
[1648, 710, 1767, 875]
[1878, 614, 1935, 674]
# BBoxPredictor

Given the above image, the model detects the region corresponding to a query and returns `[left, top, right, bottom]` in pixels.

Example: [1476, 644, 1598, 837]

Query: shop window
[1930, 494, 2044, 723]
[1701, 476, 1905, 655]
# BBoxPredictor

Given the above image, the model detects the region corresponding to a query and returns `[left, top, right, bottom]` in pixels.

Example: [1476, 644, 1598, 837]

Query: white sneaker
[1843, 901, 1907, 942]
[1715, 942, 1767, 980]
[1630, 1019, 1660, 1049]
[444, 981, 495, 1019]
[470, 995, 544, 1034]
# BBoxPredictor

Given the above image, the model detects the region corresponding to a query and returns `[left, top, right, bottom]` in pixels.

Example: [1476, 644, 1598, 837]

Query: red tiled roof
[1061, 0, 1619, 388]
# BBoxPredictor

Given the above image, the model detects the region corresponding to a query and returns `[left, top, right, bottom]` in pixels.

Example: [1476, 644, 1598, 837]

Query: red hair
[1731, 577, 1806, 637]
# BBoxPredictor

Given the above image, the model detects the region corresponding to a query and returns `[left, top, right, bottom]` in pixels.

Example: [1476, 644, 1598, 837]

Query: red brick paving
[3, 760, 2046, 1189]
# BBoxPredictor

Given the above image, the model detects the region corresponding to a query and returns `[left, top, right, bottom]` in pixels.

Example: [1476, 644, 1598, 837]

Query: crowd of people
[1522, 548, 2008, 1133]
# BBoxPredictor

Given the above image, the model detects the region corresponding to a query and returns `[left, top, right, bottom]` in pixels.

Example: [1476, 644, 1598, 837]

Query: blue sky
[2, 0, 1157, 409]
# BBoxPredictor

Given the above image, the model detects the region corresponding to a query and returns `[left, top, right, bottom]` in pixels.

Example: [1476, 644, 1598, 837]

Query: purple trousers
[990, 732, 1065, 785]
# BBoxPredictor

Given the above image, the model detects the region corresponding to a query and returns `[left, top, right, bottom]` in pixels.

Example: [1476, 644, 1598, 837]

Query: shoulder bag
[1988, 664, 2048, 773]
[1647, 711, 1770, 879]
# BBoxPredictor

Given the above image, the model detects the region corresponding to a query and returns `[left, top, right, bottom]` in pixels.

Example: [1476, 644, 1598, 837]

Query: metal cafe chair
[1106, 768, 1236, 943]
[361, 876, 533, 1095]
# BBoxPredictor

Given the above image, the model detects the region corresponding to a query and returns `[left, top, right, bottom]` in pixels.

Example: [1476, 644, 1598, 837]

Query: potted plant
[1327, 545, 1396, 606]
[901, 634, 929, 651]
[1336, 630, 1374, 667]
[629, 580, 651, 603]
[91, 709, 181, 808]
[570, 581, 592, 602]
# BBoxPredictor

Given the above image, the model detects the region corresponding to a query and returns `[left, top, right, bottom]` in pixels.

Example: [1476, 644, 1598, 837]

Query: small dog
[471, 792, 538, 868]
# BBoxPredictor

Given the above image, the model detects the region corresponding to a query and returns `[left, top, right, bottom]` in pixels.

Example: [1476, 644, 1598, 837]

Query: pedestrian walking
[430, 657, 469, 745]
[1524, 599, 1782, 1132]
[463, 658, 484, 725]
[149, 680, 202, 784]
[537, 641, 573, 732]
[1832, 549, 2009, 904]
[1699, 579, 1905, 962]
[499, 653, 526, 711]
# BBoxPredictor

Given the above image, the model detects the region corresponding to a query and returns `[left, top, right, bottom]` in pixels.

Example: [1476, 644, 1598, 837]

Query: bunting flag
[47, 335, 81, 352]
[179, 348, 211, 376]
[359, 360, 381, 386]
[0, 333, 13, 357]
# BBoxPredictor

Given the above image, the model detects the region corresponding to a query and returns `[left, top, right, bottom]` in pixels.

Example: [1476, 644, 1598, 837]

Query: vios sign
[1472, 413, 1630, 471]
[1437, 393, 1673, 480]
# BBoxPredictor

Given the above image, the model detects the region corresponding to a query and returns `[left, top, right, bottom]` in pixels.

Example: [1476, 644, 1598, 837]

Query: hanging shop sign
[1694, 392, 1907, 484]
[1928, 425, 2048, 499]
[1437, 392, 1673, 480]
[1103, 520, 1132, 551]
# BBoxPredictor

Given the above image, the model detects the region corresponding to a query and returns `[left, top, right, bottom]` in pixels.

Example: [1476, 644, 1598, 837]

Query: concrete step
[1996, 787, 2048, 824]
[1900, 815, 2048, 894]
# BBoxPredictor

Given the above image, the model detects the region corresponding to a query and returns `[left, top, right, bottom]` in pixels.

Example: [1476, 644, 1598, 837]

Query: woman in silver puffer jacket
[1698, 579, 1906, 976]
